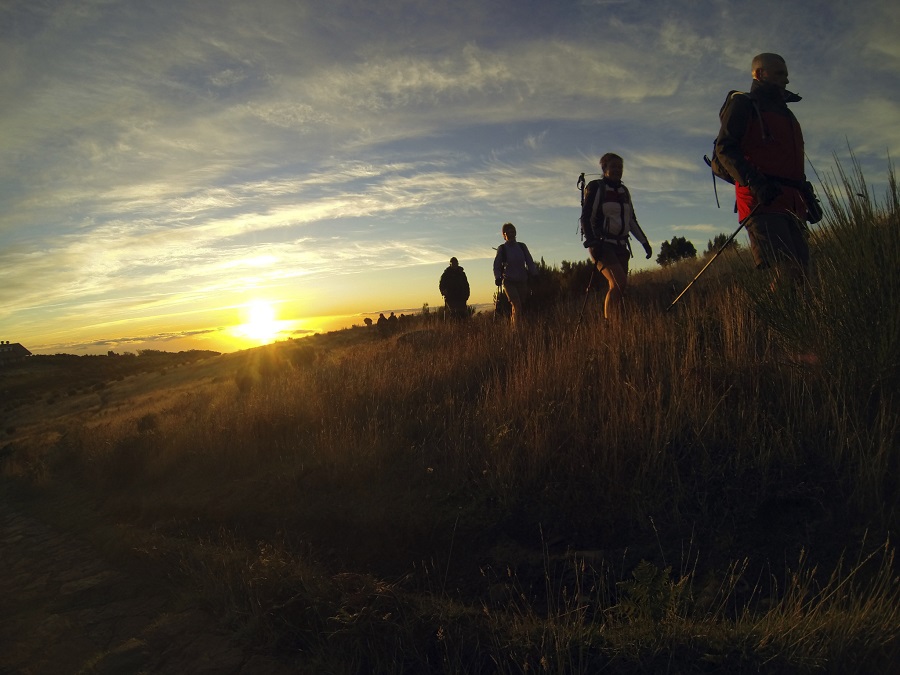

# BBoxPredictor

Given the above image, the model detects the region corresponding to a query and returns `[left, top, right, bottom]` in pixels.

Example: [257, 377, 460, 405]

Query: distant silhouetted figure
[439, 257, 471, 320]
[388, 311, 399, 332]
[493, 223, 537, 328]
[376, 312, 387, 334]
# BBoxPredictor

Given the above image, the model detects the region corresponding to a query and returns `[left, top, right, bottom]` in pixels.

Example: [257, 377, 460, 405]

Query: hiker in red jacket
[714, 53, 811, 286]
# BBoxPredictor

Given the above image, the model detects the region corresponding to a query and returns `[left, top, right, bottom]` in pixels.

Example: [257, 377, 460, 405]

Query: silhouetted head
[752, 53, 789, 90]
[501, 222, 516, 241]
[450, 256, 459, 266]
[600, 153, 624, 184]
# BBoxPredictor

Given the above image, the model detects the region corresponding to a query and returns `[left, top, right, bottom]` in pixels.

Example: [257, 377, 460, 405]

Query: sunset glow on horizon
[233, 300, 282, 344]
[2, 0, 897, 355]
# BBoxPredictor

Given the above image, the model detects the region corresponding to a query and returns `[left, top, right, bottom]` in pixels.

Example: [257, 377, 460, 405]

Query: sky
[2, 0, 898, 355]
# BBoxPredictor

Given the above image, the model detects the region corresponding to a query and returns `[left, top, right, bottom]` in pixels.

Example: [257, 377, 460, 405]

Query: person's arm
[715, 94, 781, 206]
[630, 218, 652, 259]
[714, 94, 762, 188]
[627, 201, 652, 260]
[521, 243, 537, 276]
[493, 246, 504, 284]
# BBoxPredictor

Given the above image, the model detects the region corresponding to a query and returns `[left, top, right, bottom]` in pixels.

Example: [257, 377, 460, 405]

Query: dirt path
[0, 493, 292, 674]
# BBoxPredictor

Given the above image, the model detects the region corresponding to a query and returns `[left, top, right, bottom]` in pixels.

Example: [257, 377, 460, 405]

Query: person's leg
[449, 299, 466, 319]
[591, 243, 630, 321]
[600, 262, 627, 320]
[778, 216, 810, 286]
[597, 243, 629, 321]
[747, 213, 809, 290]
[503, 282, 524, 327]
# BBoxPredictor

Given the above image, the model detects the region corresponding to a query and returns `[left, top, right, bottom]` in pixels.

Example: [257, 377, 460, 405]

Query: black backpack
[703, 90, 824, 223]
[703, 91, 762, 208]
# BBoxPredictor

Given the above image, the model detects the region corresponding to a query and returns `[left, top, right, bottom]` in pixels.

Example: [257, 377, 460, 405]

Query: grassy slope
[2, 164, 899, 673]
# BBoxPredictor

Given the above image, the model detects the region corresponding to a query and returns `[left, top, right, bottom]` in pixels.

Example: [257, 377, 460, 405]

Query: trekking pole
[668, 204, 760, 311]
[573, 265, 596, 336]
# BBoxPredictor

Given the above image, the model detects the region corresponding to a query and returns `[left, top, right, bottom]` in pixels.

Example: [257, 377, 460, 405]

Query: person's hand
[583, 238, 599, 249]
[749, 177, 781, 206]
[495, 278, 502, 287]
[642, 242, 652, 260]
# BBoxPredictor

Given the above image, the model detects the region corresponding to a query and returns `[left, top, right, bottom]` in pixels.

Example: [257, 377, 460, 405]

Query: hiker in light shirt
[492, 222, 537, 328]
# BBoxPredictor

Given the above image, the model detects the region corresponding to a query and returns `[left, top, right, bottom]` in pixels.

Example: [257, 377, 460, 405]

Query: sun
[236, 300, 280, 344]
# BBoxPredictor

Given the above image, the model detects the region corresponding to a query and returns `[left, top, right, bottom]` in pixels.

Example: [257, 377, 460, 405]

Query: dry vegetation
[2, 160, 898, 673]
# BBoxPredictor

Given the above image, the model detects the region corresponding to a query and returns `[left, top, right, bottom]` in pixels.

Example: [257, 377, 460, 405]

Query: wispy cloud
[2, 0, 898, 353]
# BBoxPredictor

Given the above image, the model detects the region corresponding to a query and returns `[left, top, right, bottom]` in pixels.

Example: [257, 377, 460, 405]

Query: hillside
[2, 164, 899, 673]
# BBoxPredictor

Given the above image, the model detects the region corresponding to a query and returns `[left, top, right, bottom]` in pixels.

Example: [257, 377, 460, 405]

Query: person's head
[599, 153, 624, 183]
[501, 222, 517, 241]
[449, 256, 459, 266]
[751, 53, 789, 90]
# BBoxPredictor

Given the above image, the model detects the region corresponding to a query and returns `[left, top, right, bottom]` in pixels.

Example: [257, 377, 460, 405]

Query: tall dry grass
[6, 159, 899, 672]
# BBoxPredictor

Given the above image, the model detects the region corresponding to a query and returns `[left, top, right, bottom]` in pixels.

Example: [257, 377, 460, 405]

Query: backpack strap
[723, 90, 768, 140]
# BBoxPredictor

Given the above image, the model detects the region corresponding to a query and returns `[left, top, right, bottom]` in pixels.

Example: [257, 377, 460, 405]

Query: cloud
[3, 0, 899, 353]
[673, 224, 720, 234]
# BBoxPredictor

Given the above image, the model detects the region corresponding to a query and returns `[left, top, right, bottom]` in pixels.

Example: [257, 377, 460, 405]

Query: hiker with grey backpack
[579, 153, 652, 323]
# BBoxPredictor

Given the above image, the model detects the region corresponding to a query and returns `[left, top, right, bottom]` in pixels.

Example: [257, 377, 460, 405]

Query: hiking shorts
[745, 212, 809, 270]
[590, 242, 630, 276]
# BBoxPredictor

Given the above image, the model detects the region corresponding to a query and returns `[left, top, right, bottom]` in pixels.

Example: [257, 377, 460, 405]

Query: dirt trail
[0, 493, 292, 674]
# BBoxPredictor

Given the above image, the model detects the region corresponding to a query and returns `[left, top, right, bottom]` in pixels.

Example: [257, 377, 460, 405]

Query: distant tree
[705, 233, 740, 255]
[656, 236, 697, 266]
[363, 317, 373, 328]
